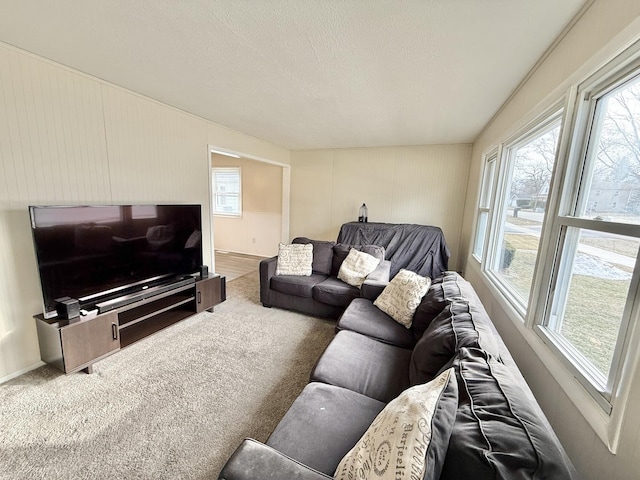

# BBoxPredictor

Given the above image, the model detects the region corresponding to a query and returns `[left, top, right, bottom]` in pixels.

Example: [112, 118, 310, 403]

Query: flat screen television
[29, 204, 203, 317]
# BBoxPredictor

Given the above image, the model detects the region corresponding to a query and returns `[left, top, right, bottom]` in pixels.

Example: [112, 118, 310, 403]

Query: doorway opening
[207, 145, 290, 280]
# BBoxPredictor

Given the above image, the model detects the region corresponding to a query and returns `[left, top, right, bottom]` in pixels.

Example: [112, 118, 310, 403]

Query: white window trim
[212, 167, 242, 217]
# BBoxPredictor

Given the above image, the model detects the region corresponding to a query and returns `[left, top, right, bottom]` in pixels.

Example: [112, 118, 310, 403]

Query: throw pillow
[374, 269, 432, 328]
[275, 243, 313, 276]
[331, 244, 385, 276]
[292, 237, 335, 275]
[337, 248, 381, 288]
[334, 367, 458, 480]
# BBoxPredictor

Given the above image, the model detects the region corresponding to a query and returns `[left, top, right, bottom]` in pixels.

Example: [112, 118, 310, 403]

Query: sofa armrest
[259, 256, 278, 306]
[218, 439, 333, 480]
[361, 260, 391, 301]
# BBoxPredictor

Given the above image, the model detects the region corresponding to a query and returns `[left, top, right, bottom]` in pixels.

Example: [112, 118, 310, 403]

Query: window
[212, 167, 241, 216]
[537, 66, 640, 411]
[487, 112, 562, 312]
[472, 150, 497, 261]
[131, 205, 157, 219]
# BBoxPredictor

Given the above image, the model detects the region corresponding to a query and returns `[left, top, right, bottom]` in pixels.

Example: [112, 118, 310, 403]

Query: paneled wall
[460, 2, 640, 479]
[211, 154, 283, 257]
[290, 145, 472, 270]
[0, 43, 289, 381]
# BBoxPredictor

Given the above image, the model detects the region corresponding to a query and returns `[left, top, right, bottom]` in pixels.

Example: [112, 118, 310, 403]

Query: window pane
[215, 171, 240, 194]
[579, 76, 640, 224]
[213, 167, 241, 215]
[479, 158, 496, 208]
[32, 206, 121, 226]
[131, 205, 157, 219]
[548, 227, 639, 380]
[473, 211, 488, 258]
[492, 122, 560, 303]
[215, 194, 239, 214]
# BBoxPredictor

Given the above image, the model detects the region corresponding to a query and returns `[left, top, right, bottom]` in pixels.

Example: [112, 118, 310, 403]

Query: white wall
[0, 42, 289, 381]
[460, 1, 640, 479]
[290, 145, 471, 271]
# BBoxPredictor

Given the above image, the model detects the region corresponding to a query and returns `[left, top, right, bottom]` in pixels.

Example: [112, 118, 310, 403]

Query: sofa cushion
[337, 248, 381, 288]
[409, 298, 502, 386]
[293, 237, 336, 275]
[440, 348, 579, 480]
[313, 277, 361, 307]
[271, 273, 327, 298]
[311, 330, 411, 403]
[331, 244, 385, 277]
[276, 243, 313, 276]
[220, 439, 334, 480]
[374, 269, 431, 328]
[335, 368, 458, 480]
[336, 298, 416, 349]
[412, 271, 466, 339]
[266, 382, 386, 476]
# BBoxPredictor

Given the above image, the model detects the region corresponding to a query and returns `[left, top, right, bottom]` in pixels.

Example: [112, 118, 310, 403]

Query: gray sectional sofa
[219, 271, 579, 480]
[259, 237, 391, 318]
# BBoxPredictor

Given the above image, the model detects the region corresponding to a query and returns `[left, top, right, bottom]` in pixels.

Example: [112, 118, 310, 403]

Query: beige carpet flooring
[0, 272, 335, 479]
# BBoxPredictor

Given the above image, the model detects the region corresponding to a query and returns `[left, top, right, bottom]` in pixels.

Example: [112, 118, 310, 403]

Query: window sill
[213, 213, 242, 218]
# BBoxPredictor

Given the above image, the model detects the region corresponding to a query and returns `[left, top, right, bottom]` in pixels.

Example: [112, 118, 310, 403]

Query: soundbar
[96, 276, 196, 313]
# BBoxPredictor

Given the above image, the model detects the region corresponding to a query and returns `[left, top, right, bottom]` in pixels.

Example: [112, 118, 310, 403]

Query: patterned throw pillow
[275, 243, 313, 276]
[334, 367, 458, 480]
[337, 248, 381, 288]
[374, 269, 432, 328]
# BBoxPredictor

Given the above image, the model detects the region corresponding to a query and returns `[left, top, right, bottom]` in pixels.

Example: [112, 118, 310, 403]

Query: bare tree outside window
[491, 118, 561, 304]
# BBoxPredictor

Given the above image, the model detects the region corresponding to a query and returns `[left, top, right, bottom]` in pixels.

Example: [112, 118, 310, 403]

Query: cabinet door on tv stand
[60, 311, 120, 373]
[195, 275, 226, 313]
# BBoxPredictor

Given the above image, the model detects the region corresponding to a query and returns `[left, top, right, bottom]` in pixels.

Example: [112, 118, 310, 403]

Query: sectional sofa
[219, 271, 579, 479]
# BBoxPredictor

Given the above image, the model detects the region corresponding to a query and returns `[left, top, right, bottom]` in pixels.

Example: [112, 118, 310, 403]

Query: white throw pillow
[335, 368, 457, 480]
[275, 243, 313, 276]
[338, 248, 381, 288]
[374, 269, 431, 328]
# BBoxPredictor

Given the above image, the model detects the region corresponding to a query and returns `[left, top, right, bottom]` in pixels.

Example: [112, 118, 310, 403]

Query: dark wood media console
[35, 274, 226, 374]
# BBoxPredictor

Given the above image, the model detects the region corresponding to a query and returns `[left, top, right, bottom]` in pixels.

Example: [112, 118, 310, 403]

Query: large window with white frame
[536, 59, 640, 411]
[212, 167, 242, 216]
[486, 111, 563, 314]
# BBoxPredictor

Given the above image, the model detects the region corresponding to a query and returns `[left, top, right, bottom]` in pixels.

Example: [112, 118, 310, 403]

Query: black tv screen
[29, 204, 203, 317]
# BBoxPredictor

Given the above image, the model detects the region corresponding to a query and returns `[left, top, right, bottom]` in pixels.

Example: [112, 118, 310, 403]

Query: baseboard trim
[0, 361, 45, 384]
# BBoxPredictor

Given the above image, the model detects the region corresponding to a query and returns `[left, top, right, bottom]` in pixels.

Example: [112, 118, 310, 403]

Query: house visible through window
[213, 167, 241, 216]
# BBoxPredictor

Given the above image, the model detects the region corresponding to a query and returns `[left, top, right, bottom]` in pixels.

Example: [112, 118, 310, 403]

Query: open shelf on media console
[118, 304, 195, 348]
[118, 293, 195, 329]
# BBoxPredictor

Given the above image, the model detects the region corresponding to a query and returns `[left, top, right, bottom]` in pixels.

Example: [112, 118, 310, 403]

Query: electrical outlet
[252, 237, 256, 243]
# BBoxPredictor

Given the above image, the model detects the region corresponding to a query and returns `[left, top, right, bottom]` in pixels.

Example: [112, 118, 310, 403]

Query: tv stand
[34, 274, 226, 374]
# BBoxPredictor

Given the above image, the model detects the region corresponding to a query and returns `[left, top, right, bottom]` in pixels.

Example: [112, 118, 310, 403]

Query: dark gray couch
[221, 272, 579, 480]
[259, 237, 391, 318]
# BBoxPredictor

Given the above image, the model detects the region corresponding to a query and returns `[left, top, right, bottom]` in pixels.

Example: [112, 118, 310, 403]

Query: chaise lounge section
[220, 271, 579, 480]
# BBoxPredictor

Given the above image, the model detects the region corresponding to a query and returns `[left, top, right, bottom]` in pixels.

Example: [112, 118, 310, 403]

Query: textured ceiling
[0, 0, 588, 150]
